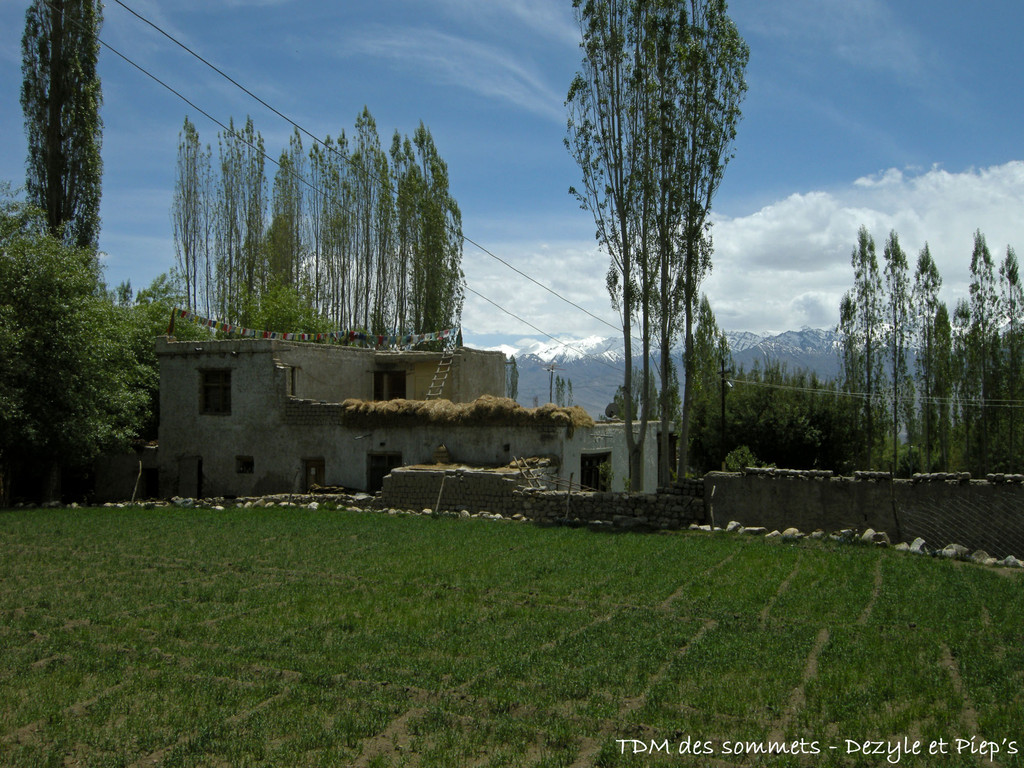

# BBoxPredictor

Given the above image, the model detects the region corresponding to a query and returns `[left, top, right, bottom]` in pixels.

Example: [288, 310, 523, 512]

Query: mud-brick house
[156, 336, 657, 498]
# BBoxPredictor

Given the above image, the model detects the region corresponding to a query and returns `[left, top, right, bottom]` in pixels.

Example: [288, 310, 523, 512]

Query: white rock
[1001, 555, 1023, 568]
[743, 526, 767, 536]
[765, 530, 782, 539]
[909, 537, 928, 554]
[941, 543, 970, 559]
[782, 527, 803, 540]
[725, 520, 743, 532]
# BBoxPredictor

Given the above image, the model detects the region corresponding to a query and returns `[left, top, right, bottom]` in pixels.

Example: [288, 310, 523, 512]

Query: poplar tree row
[172, 109, 464, 338]
[839, 226, 1024, 475]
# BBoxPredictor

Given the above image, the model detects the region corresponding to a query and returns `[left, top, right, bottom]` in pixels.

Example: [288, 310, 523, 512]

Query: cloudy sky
[2, 0, 1023, 342]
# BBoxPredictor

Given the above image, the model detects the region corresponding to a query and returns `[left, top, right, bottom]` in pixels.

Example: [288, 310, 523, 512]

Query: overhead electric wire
[34, 0, 617, 368]
[729, 375, 1024, 409]
[109, 0, 625, 339]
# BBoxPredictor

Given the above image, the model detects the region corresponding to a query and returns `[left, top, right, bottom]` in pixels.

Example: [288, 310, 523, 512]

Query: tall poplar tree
[567, 0, 650, 488]
[839, 226, 886, 468]
[1000, 247, 1022, 468]
[912, 243, 943, 470]
[968, 231, 999, 473]
[567, 0, 746, 485]
[883, 230, 910, 474]
[172, 117, 213, 314]
[21, 0, 103, 250]
[672, 0, 747, 482]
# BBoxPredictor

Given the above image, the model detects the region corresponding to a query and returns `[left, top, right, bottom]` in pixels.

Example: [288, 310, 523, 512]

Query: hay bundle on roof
[338, 394, 594, 432]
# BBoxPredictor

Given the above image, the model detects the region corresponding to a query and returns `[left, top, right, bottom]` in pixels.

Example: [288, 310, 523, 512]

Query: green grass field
[1, 506, 1021, 767]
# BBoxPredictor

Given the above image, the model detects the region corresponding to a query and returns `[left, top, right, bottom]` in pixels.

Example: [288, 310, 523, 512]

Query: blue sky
[2, 0, 1023, 341]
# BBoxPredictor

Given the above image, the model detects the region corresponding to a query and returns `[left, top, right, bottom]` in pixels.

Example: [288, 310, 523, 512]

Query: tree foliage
[172, 111, 464, 343]
[0, 196, 145, 502]
[21, 0, 103, 250]
[567, 0, 747, 485]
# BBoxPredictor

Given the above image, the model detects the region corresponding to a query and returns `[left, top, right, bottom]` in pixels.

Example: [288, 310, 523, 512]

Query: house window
[200, 369, 232, 414]
[373, 370, 406, 401]
[581, 452, 612, 492]
[236, 456, 254, 474]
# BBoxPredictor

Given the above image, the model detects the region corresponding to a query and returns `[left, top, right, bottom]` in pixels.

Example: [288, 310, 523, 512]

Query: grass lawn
[0, 506, 1021, 767]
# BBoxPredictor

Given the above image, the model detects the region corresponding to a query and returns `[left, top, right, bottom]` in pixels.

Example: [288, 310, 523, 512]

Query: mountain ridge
[480, 327, 843, 417]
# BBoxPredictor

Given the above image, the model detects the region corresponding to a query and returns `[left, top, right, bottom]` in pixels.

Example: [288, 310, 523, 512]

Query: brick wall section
[380, 468, 521, 516]
[283, 399, 345, 426]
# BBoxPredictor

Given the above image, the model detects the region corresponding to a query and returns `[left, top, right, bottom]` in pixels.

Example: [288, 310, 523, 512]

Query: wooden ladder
[514, 457, 542, 488]
[425, 355, 453, 400]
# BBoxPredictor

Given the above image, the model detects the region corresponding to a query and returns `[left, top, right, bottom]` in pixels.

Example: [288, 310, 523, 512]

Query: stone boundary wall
[377, 467, 707, 530]
[513, 483, 705, 530]
[706, 469, 1024, 559]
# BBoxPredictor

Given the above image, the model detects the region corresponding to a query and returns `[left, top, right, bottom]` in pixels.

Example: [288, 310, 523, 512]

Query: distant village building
[153, 337, 658, 500]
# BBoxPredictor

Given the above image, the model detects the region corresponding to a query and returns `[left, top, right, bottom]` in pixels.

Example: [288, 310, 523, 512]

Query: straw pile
[338, 394, 594, 434]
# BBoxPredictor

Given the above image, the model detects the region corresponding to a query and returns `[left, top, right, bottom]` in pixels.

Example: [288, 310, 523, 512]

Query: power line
[109, 0, 624, 339]
[730, 376, 1024, 409]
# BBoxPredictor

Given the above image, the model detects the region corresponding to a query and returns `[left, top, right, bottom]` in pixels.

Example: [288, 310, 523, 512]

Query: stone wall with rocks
[377, 467, 707, 530]
[513, 482, 705, 530]
[705, 469, 1024, 559]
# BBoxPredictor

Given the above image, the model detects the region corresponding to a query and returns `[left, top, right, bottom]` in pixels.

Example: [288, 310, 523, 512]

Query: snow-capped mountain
[476, 327, 843, 417]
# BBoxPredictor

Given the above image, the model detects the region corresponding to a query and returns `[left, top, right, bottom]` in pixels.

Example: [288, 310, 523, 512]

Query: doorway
[367, 452, 402, 493]
[304, 458, 325, 491]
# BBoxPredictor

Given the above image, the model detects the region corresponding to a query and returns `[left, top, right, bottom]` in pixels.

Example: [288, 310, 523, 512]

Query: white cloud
[344, 26, 565, 122]
[428, 0, 579, 47]
[465, 161, 1024, 339]
[706, 161, 1024, 333]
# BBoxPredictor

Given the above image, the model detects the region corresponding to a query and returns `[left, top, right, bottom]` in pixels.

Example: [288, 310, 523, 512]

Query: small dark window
[201, 369, 231, 414]
[373, 370, 406, 401]
[236, 456, 254, 474]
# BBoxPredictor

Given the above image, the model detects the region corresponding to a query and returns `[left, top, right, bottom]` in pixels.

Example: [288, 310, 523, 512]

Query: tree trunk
[44, 460, 61, 504]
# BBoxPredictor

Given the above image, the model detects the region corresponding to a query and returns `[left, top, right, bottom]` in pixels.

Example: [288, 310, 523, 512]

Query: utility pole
[720, 356, 729, 470]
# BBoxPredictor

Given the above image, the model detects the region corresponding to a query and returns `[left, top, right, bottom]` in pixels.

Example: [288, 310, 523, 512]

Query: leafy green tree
[567, 0, 652, 486]
[999, 246, 1022, 468]
[668, 0, 748, 484]
[239, 279, 333, 338]
[21, 0, 103, 250]
[685, 295, 729, 471]
[912, 244, 945, 470]
[568, 0, 747, 487]
[267, 129, 305, 289]
[838, 226, 886, 468]
[882, 230, 911, 476]
[410, 123, 463, 347]
[967, 231, 1000, 473]
[0, 195, 145, 503]
[172, 116, 213, 314]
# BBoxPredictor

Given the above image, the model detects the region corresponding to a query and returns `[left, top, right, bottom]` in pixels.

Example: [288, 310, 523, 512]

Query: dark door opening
[367, 453, 403, 493]
[373, 370, 407, 401]
[580, 452, 611, 492]
[304, 458, 325, 491]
